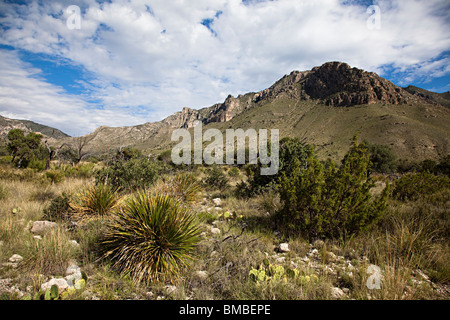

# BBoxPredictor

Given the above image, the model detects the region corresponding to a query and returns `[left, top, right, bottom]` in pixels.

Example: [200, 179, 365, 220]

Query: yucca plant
[71, 184, 120, 220]
[159, 173, 203, 204]
[102, 191, 201, 284]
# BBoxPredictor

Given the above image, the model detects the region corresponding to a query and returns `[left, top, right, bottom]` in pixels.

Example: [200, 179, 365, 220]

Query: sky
[0, 0, 449, 137]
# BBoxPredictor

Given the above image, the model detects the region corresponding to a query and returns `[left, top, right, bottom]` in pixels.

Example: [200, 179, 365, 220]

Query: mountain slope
[403, 85, 450, 108]
[0, 115, 70, 140]
[53, 62, 450, 162]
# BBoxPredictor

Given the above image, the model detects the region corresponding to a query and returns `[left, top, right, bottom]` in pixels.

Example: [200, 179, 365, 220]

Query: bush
[278, 137, 389, 240]
[45, 170, 64, 184]
[228, 166, 241, 178]
[43, 192, 73, 222]
[204, 165, 229, 190]
[102, 192, 201, 284]
[391, 171, 450, 201]
[71, 185, 120, 219]
[95, 158, 160, 192]
[366, 142, 397, 173]
[241, 137, 313, 196]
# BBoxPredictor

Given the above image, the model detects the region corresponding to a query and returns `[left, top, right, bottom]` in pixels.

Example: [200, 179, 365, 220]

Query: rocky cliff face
[303, 62, 412, 106]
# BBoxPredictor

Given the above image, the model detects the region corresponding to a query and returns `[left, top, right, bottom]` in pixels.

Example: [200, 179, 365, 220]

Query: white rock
[210, 227, 221, 235]
[30, 221, 57, 235]
[330, 287, 345, 299]
[279, 243, 290, 252]
[194, 271, 208, 280]
[41, 278, 69, 292]
[8, 254, 23, 263]
[33, 235, 42, 240]
[164, 285, 177, 295]
[275, 256, 286, 264]
[327, 251, 337, 261]
[212, 198, 222, 206]
[313, 239, 324, 249]
[70, 240, 80, 247]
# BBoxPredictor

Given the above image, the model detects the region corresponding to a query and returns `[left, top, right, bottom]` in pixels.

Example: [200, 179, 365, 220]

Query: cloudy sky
[0, 0, 449, 136]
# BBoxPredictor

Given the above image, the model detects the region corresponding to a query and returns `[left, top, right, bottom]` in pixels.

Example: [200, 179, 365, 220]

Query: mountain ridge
[1, 61, 449, 162]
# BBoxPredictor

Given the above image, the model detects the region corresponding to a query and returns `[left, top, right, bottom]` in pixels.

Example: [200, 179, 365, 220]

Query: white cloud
[0, 50, 145, 136]
[0, 0, 449, 135]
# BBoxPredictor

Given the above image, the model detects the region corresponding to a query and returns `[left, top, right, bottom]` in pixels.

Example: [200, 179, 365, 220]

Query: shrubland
[0, 130, 448, 300]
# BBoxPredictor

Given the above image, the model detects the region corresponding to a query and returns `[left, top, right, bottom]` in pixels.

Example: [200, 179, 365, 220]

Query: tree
[6, 129, 47, 168]
[278, 136, 389, 240]
[365, 142, 397, 174]
[239, 137, 313, 196]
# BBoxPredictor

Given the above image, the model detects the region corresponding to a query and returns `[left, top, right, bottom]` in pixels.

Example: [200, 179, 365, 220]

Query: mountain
[18, 62, 450, 162]
[0, 115, 70, 140]
[403, 85, 450, 109]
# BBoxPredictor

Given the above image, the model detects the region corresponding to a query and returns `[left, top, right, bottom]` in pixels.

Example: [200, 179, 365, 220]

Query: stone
[327, 251, 337, 262]
[330, 287, 345, 299]
[30, 221, 57, 235]
[164, 285, 177, 296]
[212, 198, 222, 206]
[70, 240, 80, 248]
[8, 254, 23, 263]
[194, 271, 208, 281]
[41, 278, 69, 293]
[313, 239, 324, 249]
[210, 227, 221, 235]
[279, 243, 290, 252]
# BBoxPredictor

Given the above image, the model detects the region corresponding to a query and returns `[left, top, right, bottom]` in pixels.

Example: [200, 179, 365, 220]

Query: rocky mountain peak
[302, 61, 411, 106]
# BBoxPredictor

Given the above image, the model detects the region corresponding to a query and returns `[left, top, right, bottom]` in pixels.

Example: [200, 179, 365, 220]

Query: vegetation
[0, 127, 448, 301]
[278, 137, 389, 240]
[101, 192, 202, 285]
[95, 157, 160, 192]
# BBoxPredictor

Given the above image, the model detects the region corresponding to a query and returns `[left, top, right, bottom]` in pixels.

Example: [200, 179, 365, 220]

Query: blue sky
[0, 0, 449, 136]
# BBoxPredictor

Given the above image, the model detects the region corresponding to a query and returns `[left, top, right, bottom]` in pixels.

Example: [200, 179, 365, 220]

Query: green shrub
[43, 192, 73, 222]
[228, 166, 241, 178]
[204, 165, 229, 191]
[366, 142, 397, 173]
[71, 184, 120, 219]
[45, 170, 64, 184]
[391, 171, 450, 201]
[278, 137, 389, 240]
[95, 158, 160, 191]
[102, 192, 201, 284]
[28, 158, 47, 172]
[241, 137, 313, 196]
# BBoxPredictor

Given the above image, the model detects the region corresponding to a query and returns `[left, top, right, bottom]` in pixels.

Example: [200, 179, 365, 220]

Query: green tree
[365, 142, 397, 174]
[240, 137, 313, 196]
[95, 158, 160, 192]
[278, 136, 389, 240]
[6, 129, 47, 168]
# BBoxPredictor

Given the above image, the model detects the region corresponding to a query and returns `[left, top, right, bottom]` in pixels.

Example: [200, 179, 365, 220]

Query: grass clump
[102, 191, 202, 285]
[71, 184, 120, 220]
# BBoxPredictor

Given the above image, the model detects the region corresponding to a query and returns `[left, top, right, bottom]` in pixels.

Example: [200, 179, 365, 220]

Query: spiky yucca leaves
[71, 184, 120, 220]
[102, 191, 201, 284]
[158, 173, 202, 204]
